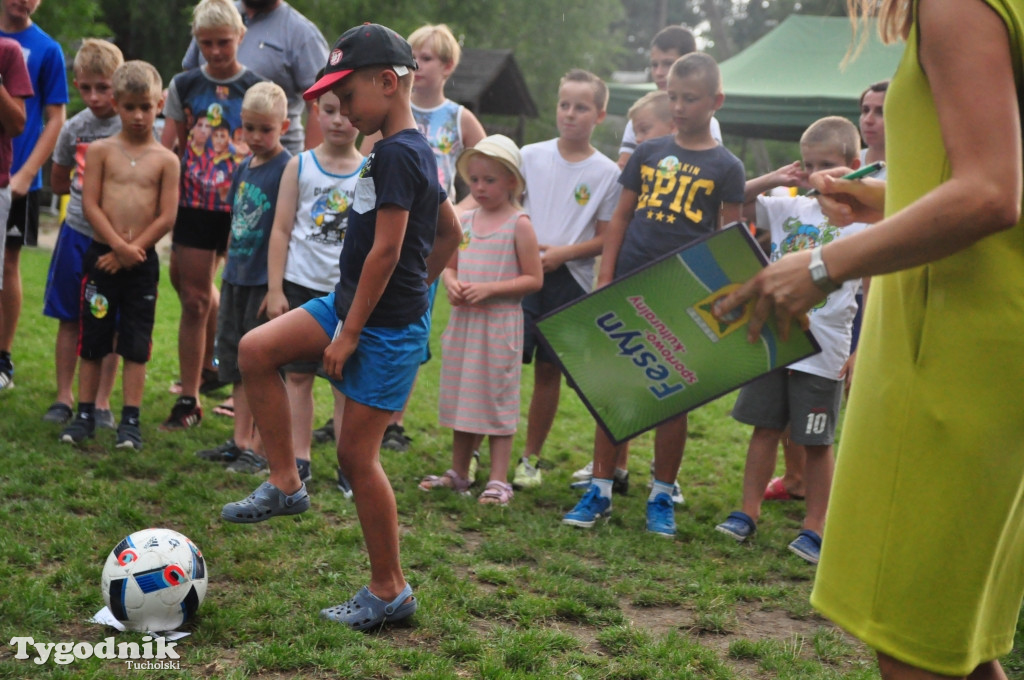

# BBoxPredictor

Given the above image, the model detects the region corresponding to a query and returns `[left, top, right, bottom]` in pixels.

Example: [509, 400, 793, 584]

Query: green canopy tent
[607, 15, 905, 141]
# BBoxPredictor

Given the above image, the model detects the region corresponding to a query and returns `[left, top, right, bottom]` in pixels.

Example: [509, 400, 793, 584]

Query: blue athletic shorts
[302, 291, 429, 412]
[43, 224, 93, 321]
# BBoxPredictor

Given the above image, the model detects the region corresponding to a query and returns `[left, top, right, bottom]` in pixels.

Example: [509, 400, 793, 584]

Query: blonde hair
[112, 60, 163, 99]
[242, 81, 287, 119]
[670, 52, 722, 96]
[73, 39, 124, 79]
[801, 116, 861, 165]
[407, 23, 461, 68]
[627, 90, 671, 124]
[559, 69, 609, 112]
[192, 0, 245, 36]
[845, 0, 911, 65]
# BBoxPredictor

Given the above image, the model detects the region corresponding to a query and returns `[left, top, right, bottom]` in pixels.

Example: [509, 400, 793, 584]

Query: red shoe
[763, 476, 804, 501]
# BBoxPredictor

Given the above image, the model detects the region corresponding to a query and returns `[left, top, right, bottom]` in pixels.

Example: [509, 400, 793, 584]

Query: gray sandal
[221, 481, 310, 523]
[321, 583, 417, 631]
[418, 468, 472, 495]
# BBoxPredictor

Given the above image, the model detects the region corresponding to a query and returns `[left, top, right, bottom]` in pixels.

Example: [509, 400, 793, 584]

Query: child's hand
[539, 244, 570, 273]
[444, 272, 467, 306]
[95, 252, 122, 274]
[322, 333, 357, 381]
[460, 281, 493, 305]
[113, 242, 146, 269]
[773, 161, 807, 189]
[261, 290, 290, 319]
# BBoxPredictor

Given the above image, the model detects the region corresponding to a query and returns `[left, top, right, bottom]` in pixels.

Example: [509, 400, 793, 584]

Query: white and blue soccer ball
[101, 528, 208, 632]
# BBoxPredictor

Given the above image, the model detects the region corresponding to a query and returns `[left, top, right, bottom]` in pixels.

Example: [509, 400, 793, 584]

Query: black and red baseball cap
[303, 23, 418, 101]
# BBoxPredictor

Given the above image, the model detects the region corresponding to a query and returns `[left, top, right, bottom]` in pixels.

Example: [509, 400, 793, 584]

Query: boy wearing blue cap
[219, 23, 462, 632]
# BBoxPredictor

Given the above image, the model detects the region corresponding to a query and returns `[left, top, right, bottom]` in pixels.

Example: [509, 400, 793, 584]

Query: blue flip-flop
[321, 583, 417, 631]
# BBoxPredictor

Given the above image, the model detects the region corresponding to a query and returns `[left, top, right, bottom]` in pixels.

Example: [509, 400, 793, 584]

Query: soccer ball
[101, 528, 208, 632]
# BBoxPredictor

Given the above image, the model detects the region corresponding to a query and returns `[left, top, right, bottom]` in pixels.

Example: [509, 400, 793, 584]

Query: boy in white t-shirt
[513, 69, 622, 490]
[714, 116, 869, 566]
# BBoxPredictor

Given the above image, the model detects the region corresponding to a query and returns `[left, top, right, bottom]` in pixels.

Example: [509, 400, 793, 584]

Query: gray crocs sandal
[221, 481, 310, 523]
[321, 583, 417, 631]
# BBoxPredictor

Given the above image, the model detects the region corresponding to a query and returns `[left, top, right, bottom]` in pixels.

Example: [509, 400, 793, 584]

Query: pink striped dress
[439, 209, 526, 435]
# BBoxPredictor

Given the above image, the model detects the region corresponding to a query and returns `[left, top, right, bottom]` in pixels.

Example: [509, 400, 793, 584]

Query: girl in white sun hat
[420, 135, 542, 505]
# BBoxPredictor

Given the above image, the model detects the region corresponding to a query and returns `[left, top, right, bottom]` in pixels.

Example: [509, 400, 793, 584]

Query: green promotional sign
[536, 224, 820, 444]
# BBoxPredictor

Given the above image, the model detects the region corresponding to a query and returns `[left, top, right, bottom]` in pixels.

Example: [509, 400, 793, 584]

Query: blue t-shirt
[334, 129, 446, 327]
[0, 23, 68, 191]
[616, 136, 745, 277]
[223, 150, 292, 286]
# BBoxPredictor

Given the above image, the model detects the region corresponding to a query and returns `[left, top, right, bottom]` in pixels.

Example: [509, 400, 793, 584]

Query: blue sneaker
[562, 485, 611, 528]
[715, 511, 757, 542]
[788, 529, 822, 564]
[645, 492, 676, 537]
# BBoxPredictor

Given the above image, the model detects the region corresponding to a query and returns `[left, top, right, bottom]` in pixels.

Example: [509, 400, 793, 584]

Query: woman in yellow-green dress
[717, 1, 1024, 678]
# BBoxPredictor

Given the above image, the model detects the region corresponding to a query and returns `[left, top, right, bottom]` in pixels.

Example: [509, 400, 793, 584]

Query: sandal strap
[383, 583, 414, 616]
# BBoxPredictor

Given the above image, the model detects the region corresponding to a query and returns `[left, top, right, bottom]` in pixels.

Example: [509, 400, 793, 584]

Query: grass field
[1, 231, 1021, 679]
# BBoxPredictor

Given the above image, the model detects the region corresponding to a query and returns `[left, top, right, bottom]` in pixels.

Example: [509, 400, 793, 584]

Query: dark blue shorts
[43, 224, 93, 321]
[302, 292, 428, 412]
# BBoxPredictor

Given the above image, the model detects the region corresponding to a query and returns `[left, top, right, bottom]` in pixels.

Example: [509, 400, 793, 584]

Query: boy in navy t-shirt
[563, 53, 745, 538]
[219, 24, 462, 631]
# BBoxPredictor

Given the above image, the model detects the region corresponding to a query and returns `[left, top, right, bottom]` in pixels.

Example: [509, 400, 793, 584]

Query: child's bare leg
[284, 371, 315, 463]
[652, 413, 687, 484]
[120, 359, 146, 409]
[741, 427, 784, 522]
[592, 425, 625, 479]
[801, 444, 833, 535]
[54, 320, 80, 406]
[203, 281, 220, 374]
[238, 309, 329, 494]
[878, 652, 1006, 680]
[76, 357, 102, 404]
[231, 382, 254, 449]
[487, 434, 513, 483]
[1, 247, 22, 352]
[331, 387, 345, 440]
[779, 428, 806, 497]
[523, 359, 560, 461]
[171, 245, 218, 400]
[337, 400, 409, 602]
[451, 430, 476, 479]
[95, 352, 119, 411]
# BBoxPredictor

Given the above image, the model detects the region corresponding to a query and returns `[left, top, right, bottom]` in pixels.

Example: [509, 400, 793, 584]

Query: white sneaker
[571, 460, 594, 482]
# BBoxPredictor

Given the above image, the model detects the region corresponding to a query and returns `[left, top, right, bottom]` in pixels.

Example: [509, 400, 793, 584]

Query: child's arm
[261, 156, 300, 319]
[128, 151, 181, 251]
[720, 202, 743, 229]
[426, 199, 463, 286]
[596, 189, 639, 288]
[441, 246, 464, 306]
[461, 215, 543, 304]
[538, 222, 606, 273]
[742, 161, 803, 222]
[0, 81, 25, 138]
[322, 205, 409, 379]
[10, 103, 65, 198]
[81, 143, 145, 269]
[50, 162, 72, 196]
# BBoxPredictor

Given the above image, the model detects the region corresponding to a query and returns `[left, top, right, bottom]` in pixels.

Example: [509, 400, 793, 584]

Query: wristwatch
[808, 245, 840, 294]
